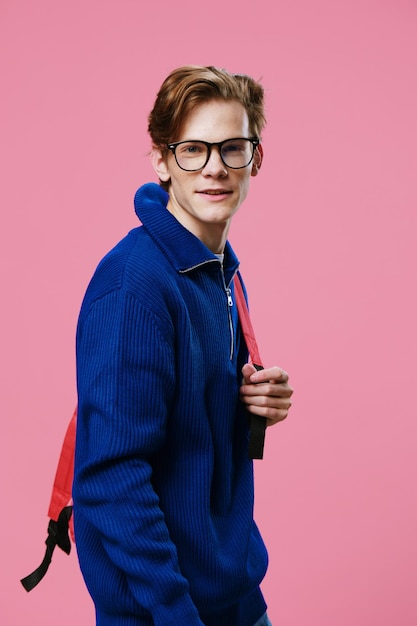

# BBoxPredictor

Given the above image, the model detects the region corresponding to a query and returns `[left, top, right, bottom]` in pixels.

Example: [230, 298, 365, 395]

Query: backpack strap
[47, 408, 76, 522]
[20, 409, 76, 592]
[20, 506, 73, 592]
[233, 274, 267, 460]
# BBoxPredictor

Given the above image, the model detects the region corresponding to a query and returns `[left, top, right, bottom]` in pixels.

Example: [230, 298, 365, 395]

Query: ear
[151, 148, 171, 183]
[251, 143, 263, 177]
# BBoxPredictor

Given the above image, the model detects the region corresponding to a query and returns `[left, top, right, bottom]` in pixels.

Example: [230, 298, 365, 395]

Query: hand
[240, 363, 293, 427]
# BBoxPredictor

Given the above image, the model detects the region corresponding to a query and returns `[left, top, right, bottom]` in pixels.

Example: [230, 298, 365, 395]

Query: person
[73, 65, 293, 626]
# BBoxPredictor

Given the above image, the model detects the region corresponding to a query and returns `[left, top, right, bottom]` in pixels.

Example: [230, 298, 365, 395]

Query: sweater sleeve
[73, 289, 204, 625]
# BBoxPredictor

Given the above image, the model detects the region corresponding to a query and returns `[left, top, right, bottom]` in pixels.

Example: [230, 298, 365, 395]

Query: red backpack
[20, 275, 265, 591]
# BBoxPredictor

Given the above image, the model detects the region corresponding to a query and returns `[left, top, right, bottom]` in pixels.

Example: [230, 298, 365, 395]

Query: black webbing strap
[247, 363, 267, 460]
[20, 505, 73, 592]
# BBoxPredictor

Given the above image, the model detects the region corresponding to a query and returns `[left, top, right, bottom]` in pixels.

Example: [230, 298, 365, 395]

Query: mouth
[198, 189, 232, 196]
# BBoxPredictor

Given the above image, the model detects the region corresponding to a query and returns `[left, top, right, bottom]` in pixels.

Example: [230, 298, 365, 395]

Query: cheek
[169, 176, 194, 208]
[237, 174, 251, 201]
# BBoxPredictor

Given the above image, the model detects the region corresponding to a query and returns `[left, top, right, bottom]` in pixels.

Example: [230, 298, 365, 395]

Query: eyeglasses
[166, 137, 260, 172]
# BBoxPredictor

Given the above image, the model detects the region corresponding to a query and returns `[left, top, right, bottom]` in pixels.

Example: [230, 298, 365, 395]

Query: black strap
[248, 415, 267, 460]
[20, 505, 73, 592]
[247, 363, 267, 460]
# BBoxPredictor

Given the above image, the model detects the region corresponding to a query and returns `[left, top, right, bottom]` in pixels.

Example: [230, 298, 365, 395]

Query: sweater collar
[134, 183, 240, 280]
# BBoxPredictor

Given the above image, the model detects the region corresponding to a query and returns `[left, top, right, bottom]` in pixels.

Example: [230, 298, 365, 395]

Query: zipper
[221, 269, 235, 361]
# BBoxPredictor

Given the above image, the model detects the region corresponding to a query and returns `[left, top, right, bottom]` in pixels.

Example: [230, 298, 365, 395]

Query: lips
[199, 189, 231, 195]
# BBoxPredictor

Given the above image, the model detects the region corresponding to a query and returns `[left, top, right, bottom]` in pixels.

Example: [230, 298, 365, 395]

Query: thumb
[242, 362, 257, 384]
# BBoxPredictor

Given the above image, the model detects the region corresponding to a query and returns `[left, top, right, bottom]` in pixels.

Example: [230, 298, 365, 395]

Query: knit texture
[73, 183, 268, 625]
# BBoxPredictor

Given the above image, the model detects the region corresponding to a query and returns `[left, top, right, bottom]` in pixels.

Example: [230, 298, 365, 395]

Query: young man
[73, 65, 293, 626]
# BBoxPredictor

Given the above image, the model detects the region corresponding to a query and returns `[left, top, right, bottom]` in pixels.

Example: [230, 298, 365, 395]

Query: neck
[199, 227, 228, 254]
[166, 198, 230, 254]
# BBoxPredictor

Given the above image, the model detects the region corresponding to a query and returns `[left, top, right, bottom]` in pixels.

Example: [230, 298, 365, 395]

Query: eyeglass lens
[174, 139, 255, 171]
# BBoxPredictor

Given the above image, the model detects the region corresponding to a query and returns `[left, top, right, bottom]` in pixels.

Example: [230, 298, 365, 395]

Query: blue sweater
[73, 183, 268, 626]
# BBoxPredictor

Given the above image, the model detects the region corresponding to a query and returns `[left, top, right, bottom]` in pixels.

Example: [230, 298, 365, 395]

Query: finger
[240, 381, 294, 398]
[241, 394, 292, 411]
[241, 362, 258, 384]
[245, 403, 290, 424]
[248, 366, 289, 384]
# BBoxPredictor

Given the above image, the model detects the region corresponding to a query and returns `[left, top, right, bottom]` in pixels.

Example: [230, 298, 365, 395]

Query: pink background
[1, 0, 416, 624]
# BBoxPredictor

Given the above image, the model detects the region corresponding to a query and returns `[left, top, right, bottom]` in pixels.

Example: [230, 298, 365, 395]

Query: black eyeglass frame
[166, 137, 260, 171]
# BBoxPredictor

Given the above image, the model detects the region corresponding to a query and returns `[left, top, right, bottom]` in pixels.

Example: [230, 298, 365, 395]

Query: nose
[201, 146, 228, 176]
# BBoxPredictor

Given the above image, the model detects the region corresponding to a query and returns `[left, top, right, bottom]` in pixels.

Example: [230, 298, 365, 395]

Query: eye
[222, 140, 247, 154]
[178, 142, 205, 155]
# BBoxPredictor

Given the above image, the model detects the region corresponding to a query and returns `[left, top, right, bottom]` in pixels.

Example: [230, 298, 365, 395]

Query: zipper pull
[226, 288, 233, 307]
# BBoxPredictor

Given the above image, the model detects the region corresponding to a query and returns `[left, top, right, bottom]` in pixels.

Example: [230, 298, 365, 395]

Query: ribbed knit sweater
[73, 183, 268, 625]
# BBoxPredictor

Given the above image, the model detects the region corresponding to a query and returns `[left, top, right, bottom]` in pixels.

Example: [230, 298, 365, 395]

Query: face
[152, 99, 262, 253]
